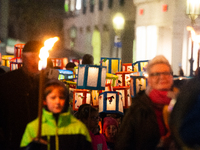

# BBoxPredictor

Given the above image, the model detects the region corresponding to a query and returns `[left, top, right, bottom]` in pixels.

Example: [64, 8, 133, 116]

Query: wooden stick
[37, 69, 45, 140]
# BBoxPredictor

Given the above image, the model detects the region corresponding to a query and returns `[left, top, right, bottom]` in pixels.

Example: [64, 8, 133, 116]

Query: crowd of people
[0, 40, 200, 150]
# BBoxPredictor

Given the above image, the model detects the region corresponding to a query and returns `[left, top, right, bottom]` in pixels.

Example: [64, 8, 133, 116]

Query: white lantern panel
[78, 67, 85, 86]
[125, 74, 131, 86]
[127, 89, 131, 106]
[116, 90, 125, 106]
[136, 78, 146, 93]
[99, 94, 104, 112]
[87, 67, 99, 87]
[86, 93, 91, 104]
[101, 68, 107, 87]
[118, 94, 123, 113]
[127, 66, 132, 71]
[106, 93, 116, 111]
[117, 74, 122, 86]
[75, 93, 84, 110]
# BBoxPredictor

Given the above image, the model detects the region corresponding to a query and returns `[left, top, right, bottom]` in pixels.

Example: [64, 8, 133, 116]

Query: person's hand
[25, 138, 48, 150]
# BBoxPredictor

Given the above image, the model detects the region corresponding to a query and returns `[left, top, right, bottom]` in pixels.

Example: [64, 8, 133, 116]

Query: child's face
[104, 125, 117, 140]
[44, 88, 65, 114]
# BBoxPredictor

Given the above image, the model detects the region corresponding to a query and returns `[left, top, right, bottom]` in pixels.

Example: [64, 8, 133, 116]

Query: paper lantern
[73, 89, 91, 111]
[10, 57, 22, 71]
[113, 86, 131, 108]
[100, 57, 121, 74]
[14, 44, 25, 58]
[122, 63, 133, 71]
[77, 65, 107, 90]
[57, 69, 73, 81]
[133, 60, 149, 72]
[63, 80, 76, 104]
[106, 73, 118, 87]
[115, 71, 134, 87]
[51, 58, 65, 69]
[92, 90, 99, 107]
[130, 74, 148, 97]
[99, 91, 123, 115]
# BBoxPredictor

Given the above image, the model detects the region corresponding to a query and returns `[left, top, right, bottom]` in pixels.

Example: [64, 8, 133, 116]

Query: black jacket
[115, 91, 160, 150]
[0, 68, 40, 150]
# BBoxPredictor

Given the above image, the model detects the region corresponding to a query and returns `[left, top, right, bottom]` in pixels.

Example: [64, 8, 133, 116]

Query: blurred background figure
[103, 117, 118, 150]
[170, 76, 200, 149]
[76, 104, 107, 150]
[115, 55, 178, 150]
[65, 62, 76, 71]
[0, 40, 44, 149]
[82, 54, 94, 65]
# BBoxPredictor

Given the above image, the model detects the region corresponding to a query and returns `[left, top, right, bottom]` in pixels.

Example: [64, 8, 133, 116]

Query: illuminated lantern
[63, 80, 76, 105]
[105, 83, 112, 91]
[133, 60, 149, 72]
[130, 74, 148, 97]
[92, 90, 99, 107]
[73, 66, 79, 82]
[57, 69, 73, 81]
[100, 57, 121, 74]
[10, 57, 22, 71]
[106, 73, 118, 87]
[122, 63, 133, 71]
[71, 59, 80, 66]
[115, 71, 134, 86]
[77, 65, 107, 90]
[99, 91, 123, 115]
[51, 58, 65, 69]
[113, 86, 131, 108]
[15, 44, 25, 58]
[73, 89, 91, 111]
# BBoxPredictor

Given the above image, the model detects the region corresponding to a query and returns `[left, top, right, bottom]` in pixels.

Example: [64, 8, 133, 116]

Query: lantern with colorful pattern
[133, 60, 149, 72]
[73, 89, 91, 111]
[100, 57, 121, 74]
[113, 86, 131, 108]
[99, 91, 123, 115]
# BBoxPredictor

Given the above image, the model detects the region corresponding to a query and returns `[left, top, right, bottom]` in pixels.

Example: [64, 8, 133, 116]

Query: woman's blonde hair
[146, 55, 172, 74]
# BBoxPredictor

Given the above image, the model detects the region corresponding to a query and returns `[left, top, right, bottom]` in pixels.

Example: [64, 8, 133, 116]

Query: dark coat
[169, 77, 200, 149]
[0, 68, 40, 150]
[115, 91, 160, 150]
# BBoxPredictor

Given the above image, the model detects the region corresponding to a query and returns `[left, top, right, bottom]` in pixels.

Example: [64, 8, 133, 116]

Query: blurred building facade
[63, 0, 200, 76]
[133, 0, 200, 76]
[63, 0, 136, 65]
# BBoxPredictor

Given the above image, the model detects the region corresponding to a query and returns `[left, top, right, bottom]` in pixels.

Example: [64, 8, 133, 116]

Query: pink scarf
[149, 89, 171, 136]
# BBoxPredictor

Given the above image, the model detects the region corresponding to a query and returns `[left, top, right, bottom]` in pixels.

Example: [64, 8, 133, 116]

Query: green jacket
[20, 109, 92, 150]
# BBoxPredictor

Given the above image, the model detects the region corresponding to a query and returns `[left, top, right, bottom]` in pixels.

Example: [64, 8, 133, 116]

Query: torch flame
[38, 37, 59, 70]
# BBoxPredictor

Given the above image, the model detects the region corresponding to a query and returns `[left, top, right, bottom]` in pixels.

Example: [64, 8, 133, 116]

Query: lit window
[64, 0, 69, 12]
[70, 0, 76, 11]
[136, 26, 157, 61]
[76, 0, 81, 10]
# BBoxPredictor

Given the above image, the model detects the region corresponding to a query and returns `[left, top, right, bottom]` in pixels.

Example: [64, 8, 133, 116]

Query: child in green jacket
[20, 79, 92, 150]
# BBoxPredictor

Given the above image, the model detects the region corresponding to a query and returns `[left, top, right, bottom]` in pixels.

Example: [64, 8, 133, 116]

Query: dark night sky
[8, 0, 65, 44]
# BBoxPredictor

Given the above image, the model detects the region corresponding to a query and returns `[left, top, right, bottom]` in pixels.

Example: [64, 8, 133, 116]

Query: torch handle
[37, 69, 45, 139]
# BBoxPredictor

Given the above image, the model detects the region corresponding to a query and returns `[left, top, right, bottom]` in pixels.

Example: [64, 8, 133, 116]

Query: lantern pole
[186, 0, 200, 76]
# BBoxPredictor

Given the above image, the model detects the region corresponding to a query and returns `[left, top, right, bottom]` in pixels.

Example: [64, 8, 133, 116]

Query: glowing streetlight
[112, 13, 125, 58]
[186, 0, 200, 25]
